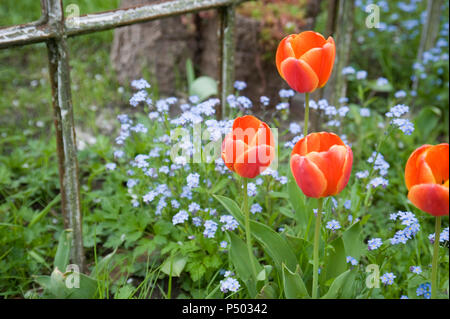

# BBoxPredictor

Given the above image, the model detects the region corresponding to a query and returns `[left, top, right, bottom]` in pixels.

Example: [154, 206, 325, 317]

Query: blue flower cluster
[416, 283, 431, 299]
[220, 272, 240, 293]
[380, 272, 396, 285]
[367, 237, 383, 251]
[389, 211, 420, 245]
[326, 220, 341, 231]
[172, 210, 189, 225]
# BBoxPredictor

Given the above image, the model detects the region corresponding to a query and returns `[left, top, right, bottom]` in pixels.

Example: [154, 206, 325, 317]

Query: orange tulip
[290, 132, 353, 198]
[222, 115, 275, 179]
[405, 144, 449, 216]
[276, 31, 336, 93]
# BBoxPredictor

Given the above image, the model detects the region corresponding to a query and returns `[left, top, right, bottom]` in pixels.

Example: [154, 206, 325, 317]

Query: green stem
[303, 92, 310, 136]
[312, 197, 323, 299]
[243, 178, 257, 280]
[431, 216, 441, 299]
[167, 260, 172, 299]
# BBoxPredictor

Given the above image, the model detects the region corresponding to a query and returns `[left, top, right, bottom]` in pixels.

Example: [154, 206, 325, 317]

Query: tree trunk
[110, 0, 196, 95]
[323, 0, 354, 106]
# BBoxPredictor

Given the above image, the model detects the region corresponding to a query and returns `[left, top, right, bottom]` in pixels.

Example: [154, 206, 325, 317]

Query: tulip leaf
[287, 172, 310, 230]
[321, 270, 351, 299]
[282, 263, 310, 299]
[250, 221, 299, 273]
[214, 195, 298, 273]
[323, 237, 347, 282]
[269, 191, 289, 199]
[342, 221, 364, 260]
[214, 195, 244, 223]
[257, 282, 279, 299]
[227, 231, 261, 297]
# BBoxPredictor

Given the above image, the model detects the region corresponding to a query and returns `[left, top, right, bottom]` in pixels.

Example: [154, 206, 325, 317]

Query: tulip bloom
[222, 115, 275, 179]
[290, 132, 353, 198]
[405, 144, 449, 216]
[276, 31, 336, 93]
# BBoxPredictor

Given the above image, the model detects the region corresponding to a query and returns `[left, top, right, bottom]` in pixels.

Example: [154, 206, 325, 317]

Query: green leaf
[187, 263, 206, 282]
[415, 106, 441, 139]
[342, 221, 364, 260]
[257, 282, 279, 299]
[214, 195, 298, 272]
[214, 195, 245, 224]
[28, 250, 50, 269]
[269, 192, 289, 199]
[323, 237, 346, 282]
[256, 269, 266, 281]
[321, 270, 351, 299]
[161, 255, 187, 277]
[115, 285, 135, 299]
[154, 220, 173, 236]
[189, 76, 218, 101]
[209, 178, 229, 194]
[282, 263, 310, 299]
[50, 268, 67, 298]
[34, 275, 52, 292]
[250, 221, 298, 272]
[228, 231, 260, 297]
[279, 206, 295, 219]
[91, 248, 118, 278]
[65, 273, 98, 299]
[287, 173, 309, 228]
[28, 194, 61, 227]
[54, 230, 72, 272]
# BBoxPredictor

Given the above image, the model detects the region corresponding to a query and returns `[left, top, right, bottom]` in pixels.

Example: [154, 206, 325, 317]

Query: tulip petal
[405, 144, 435, 189]
[336, 146, 353, 194]
[424, 143, 449, 185]
[232, 115, 261, 145]
[291, 154, 327, 198]
[276, 35, 296, 79]
[299, 47, 324, 78]
[291, 31, 327, 58]
[280, 57, 319, 93]
[299, 38, 337, 87]
[292, 132, 344, 156]
[318, 39, 335, 87]
[221, 133, 248, 172]
[408, 184, 449, 216]
[249, 122, 274, 149]
[234, 145, 275, 179]
[305, 145, 349, 196]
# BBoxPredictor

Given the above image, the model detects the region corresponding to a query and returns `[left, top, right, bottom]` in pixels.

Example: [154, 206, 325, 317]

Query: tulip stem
[303, 92, 310, 136]
[431, 216, 441, 299]
[312, 197, 323, 299]
[243, 178, 258, 281]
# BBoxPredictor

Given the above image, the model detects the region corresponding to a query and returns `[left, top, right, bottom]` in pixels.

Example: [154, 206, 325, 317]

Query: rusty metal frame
[0, 0, 246, 272]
